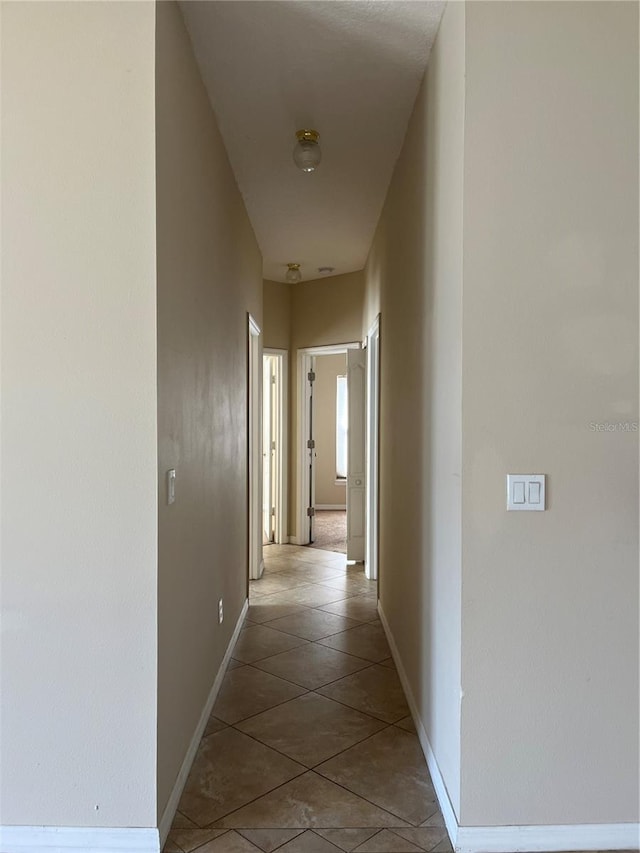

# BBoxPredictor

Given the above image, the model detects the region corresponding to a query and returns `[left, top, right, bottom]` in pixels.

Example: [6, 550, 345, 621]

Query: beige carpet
[310, 510, 347, 554]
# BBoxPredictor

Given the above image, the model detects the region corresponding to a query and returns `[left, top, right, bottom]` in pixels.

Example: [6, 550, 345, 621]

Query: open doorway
[310, 352, 348, 553]
[262, 349, 288, 546]
[296, 343, 364, 559]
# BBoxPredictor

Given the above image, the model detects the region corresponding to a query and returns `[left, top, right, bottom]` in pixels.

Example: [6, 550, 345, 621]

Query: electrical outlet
[218, 598, 224, 624]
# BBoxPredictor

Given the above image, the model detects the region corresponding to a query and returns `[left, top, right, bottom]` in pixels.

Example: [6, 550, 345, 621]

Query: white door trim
[248, 314, 263, 580]
[297, 351, 314, 546]
[296, 342, 360, 545]
[365, 314, 381, 580]
[346, 348, 367, 562]
[263, 348, 288, 545]
[299, 343, 361, 357]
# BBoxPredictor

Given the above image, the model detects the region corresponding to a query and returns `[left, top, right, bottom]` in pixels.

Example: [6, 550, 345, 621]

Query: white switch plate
[507, 474, 545, 511]
[167, 469, 176, 505]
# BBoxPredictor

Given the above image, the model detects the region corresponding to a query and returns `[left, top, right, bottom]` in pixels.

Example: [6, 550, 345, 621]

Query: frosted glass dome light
[293, 129, 321, 173]
[286, 263, 302, 283]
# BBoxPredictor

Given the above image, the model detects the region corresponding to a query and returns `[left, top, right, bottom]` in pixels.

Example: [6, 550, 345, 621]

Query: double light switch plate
[507, 474, 545, 511]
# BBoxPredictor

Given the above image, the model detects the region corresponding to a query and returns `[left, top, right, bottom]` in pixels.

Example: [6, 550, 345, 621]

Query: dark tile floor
[163, 545, 627, 853]
[163, 545, 450, 853]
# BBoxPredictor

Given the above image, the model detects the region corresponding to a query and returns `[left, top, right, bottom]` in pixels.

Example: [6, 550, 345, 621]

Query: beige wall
[263, 279, 291, 351]
[314, 354, 348, 507]
[291, 271, 364, 353]
[460, 1, 639, 826]
[363, 0, 465, 816]
[155, 0, 262, 822]
[0, 0, 158, 827]
[289, 272, 364, 538]
[365, 0, 639, 830]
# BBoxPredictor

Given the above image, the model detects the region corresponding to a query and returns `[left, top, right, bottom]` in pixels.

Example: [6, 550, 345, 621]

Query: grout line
[386, 827, 436, 852]
[247, 662, 372, 691]
[306, 769, 421, 828]
[224, 684, 314, 726]
[249, 591, 358, 609]
[231, 661, 316, 693]
[183, 830, 232, 853]
[229, 694, 394, 767]
[232, 636, 312, 665]
[254, 620, 371, 642]
[237, 828, 306, 853]
[310, 687, 403, 725]
[200, 767, 419, 833]
[305, 689, 395, 724]
[248, 648, 377, 690]
[226, 724, 315, 771]
[200, 770, 312, 829]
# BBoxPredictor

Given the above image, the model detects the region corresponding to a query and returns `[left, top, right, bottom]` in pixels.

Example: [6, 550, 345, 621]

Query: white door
[347, 348, 366, 562]
[262, 355, 276, 544]
[307, 357, 316, 543]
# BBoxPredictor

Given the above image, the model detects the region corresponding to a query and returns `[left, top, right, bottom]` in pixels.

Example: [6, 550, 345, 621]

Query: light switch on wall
[167, 469, 176, 505]
[507, 474, 545, 511]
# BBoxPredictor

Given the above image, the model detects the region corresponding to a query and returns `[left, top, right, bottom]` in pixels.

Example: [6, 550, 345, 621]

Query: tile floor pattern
[163, 545, 451, 853]
[163, 546, 625, 853]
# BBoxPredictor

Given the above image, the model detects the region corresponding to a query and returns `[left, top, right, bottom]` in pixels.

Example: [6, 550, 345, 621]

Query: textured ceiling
[180, 1, 445, 282]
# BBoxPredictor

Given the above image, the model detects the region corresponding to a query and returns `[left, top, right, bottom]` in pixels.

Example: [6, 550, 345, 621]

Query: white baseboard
[377, 602, 460, 845]
[376, 603, 639, 853]
[315, 504, 346, 511]
[0, 826, 159, 853]
[456, 823, 640, 852]
[158, 598, 249, 845]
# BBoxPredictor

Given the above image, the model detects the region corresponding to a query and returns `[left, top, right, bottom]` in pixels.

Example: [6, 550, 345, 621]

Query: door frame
[295, 342, 360, 546]
[263, 348, 288, 545]
[365, 315, 381, 581]
[346, 347, 367, 563]
[248, 314, 263, 581]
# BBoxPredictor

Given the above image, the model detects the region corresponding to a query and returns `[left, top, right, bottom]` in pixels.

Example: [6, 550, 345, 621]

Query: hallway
[163, 547, 450, 853]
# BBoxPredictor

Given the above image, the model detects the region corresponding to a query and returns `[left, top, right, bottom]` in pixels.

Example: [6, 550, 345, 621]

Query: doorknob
[355, 479, 362, 485]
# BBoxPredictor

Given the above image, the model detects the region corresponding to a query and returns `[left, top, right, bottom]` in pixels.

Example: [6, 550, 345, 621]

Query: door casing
[263, 348, 288, 545]
[295, 342, 360, 547]
[346, 348, 367, 562]
[365, 315, 381, 580]
[248, 314, 263, 581]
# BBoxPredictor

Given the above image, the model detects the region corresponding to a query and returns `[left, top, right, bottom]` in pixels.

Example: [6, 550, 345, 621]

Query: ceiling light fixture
[318, 267, 334, 275]
[286, 263, 302, 283]
[293, 129, 321, 173]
